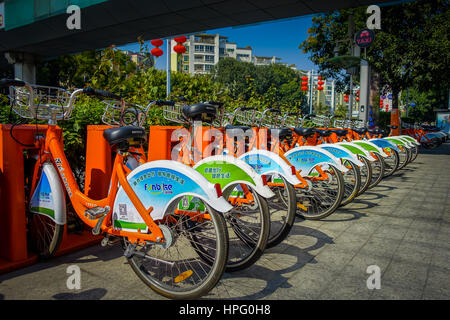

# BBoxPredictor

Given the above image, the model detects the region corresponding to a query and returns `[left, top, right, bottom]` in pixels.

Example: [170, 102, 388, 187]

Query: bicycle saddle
[103, 126, 146, 148]
[293, 127, 314, 137]
[182, 103, 216, 122]
[269, 128, 292, 140]
[313, 129, 332, 137]
[330, 129, 348, 137]
[353, 128, 367, 135]
[368, 128, 382, 135]
[225, 124, 251, 131]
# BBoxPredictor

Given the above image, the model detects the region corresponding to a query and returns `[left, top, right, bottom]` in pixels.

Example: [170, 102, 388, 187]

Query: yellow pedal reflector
[174, 270, 193, 283]
[297, 203, 308, 211]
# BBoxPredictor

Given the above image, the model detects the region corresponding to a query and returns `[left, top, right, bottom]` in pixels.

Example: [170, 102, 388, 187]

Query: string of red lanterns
[301, 76, 308, 91]
[173, 36, 187, 54]
[150, 38, 163, 57]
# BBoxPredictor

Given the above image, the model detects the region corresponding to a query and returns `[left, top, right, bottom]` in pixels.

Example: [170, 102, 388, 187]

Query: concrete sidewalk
[1, 143, 449, 300]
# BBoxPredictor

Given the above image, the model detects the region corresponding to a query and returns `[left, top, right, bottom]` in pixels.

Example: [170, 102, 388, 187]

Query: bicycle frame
[35, 125, 165, 244]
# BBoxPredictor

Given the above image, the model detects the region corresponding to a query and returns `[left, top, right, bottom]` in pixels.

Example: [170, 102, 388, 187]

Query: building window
[183, 55, 189, 62]
[184, 65, 189, 71]
[205, 55, 214, 62]
[227, 48, 234, 52]
[219, 48, 225, 55]
[205, 64, 213, 71]
[195, 45, 204, 52]
[194, 64, 204, 71]
[205, 46, 215, 53]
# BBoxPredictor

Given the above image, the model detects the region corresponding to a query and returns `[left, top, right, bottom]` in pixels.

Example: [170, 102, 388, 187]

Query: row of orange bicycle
[0, 78, 442, 299]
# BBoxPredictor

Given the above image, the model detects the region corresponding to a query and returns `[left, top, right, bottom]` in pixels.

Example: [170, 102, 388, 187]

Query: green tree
[299, 0, 450, 114]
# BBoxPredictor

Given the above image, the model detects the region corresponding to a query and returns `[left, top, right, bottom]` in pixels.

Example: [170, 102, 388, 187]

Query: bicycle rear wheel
[265, 175, 296, 248]
[125, 197, 228, 300]
[295, 164, 345, 220]
[357, 156, 372, 196]
[410, 145, 419, 162]
[383, 148, 399, 177]
[222, 183, 270, 272]
[367, 153, 385, 189]
[340, 160, 361, 207]
[397, 146, 409, 169]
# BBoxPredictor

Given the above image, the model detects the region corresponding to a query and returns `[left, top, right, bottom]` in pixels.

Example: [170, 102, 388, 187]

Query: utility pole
[166, 38, 171, 97]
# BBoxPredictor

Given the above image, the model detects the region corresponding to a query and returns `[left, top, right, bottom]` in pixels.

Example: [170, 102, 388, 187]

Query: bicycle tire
[367, 153, 385, 189]
[222, 183, 270, 272]
[295, 164, 345, 220]
[410, 145, 419, 162]
[265, 175, 296, 249]
[383, 148, 399, 177]
[26, 159, 65, 258]
[125, 198, 228, 300]
[397, 146, 409, 169]
[357, 156, 372, 196]
[340, 160, 361, 207]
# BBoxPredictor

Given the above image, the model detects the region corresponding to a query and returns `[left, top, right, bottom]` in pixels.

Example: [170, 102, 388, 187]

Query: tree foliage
[299, 0, 449, 116]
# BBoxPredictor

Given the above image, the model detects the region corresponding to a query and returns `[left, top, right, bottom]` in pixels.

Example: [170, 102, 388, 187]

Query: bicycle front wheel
[125, 197, 228, 300]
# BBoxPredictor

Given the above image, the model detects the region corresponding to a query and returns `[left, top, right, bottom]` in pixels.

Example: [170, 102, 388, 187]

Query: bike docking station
[0, 124, 104, 274]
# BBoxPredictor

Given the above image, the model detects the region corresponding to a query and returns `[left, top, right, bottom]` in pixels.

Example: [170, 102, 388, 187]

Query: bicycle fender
[335, 142, 376, 161]
[193, 155, 274, 199]
[381, 137, 406, 148]
[369, 138, 401, 152]
[284, 146, 348, 176]
[318, 144, 364, 167]
[29, 162, 66, 225]
[112, 160, 233, 231]
[351, 141, 388, 157]
[238, 149, 301, 186]
[395, 136, 415, 148]
[398, 135, 420, 146]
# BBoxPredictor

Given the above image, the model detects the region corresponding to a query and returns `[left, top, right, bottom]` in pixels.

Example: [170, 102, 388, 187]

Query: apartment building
[171, 33, 279, 75]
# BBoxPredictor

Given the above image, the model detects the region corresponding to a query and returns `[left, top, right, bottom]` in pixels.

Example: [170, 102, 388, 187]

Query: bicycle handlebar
[155, 100, 175, 106]
[207, 101, 224, 107]
[240, 106, 257, 111]
[83, 87, 122, 100]
[0, 78, 26, 88]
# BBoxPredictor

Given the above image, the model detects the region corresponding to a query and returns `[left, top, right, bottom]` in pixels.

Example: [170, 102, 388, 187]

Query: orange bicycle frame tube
[44, 125, 163, 243]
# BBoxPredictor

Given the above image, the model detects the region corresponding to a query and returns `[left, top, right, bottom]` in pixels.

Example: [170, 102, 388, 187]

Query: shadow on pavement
[209, 224, 334, 300]
[53, 288, 107, 300]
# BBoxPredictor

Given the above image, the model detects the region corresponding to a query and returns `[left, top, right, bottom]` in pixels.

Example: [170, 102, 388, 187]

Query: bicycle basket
[284, 115, 301, 128]
[9, 85, 73, 120]
[102, 100, 147, 127]
[163, 103, 186, 124]
[235, 109, 258, 126]
[258, 112, 283, 128]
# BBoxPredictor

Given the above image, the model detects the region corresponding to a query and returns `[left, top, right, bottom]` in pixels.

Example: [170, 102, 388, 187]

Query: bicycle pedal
[123, 243, 137, 259]
[101, 236, 120, 247]
[85, 206, 109, 220]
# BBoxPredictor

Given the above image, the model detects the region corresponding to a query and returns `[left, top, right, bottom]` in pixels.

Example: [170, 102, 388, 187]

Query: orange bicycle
[2, 79, 231, 299]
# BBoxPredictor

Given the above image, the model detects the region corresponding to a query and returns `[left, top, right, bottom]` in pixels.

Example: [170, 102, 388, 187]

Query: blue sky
[119, 14, 319, 72]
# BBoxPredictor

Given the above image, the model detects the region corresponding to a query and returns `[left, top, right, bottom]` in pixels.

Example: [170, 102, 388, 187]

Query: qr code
[119, 204, 127, 216]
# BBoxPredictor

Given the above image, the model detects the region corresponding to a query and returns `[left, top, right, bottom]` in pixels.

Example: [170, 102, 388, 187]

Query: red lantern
[301, 81, 308, 86]
[318, 76, 322, 80]
[301, 76, 308, 81]
[317, 86, 324, 91]
[151, 47, 163, 57]
[301, 86, 308, 91]
[356, 97, 360, 102]
[317, 80, 324, 86]
[174, 36, 187, 43]
[174, 44, 186, 54]
[151, 39, 164, 47]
